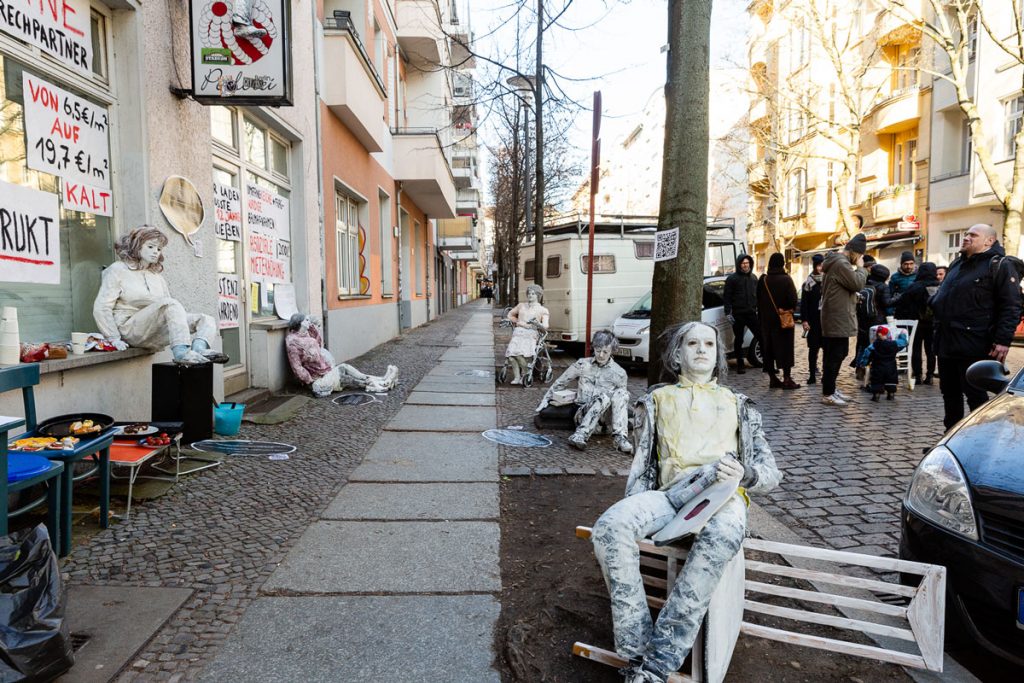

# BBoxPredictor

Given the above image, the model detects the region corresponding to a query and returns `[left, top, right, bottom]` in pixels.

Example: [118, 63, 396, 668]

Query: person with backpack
[930, 224, 1024, 430]
[894, 262, 940, 385]
[852, 264, 891, 381]
[819, 234, 869, 406]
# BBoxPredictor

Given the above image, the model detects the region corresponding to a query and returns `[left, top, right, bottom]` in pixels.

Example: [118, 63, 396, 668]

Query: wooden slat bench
[573, 526, 945, 683]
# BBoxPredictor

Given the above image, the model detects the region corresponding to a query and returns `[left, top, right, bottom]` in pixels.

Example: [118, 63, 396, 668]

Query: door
[213, 165, 249, 396]
[399, 208, 412, 329]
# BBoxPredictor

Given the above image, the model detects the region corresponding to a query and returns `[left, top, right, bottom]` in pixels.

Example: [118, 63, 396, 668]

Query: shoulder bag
[766, 281, 795, 329]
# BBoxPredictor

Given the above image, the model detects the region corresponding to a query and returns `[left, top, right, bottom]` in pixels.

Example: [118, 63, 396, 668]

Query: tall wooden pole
[585, 91, 602, 356]
[647, 0, 711, 385]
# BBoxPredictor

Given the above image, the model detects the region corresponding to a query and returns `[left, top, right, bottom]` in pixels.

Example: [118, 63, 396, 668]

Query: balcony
[749, 159, 770, 192]
[871, 184, 917, 222]
[397, 0, 443, 67]
[452, 153, 477, 189]
[747, 225, 768, 245]
[871, 87, 921, 134]
[437, 216, 477, 251]
[393, 129, 457, 218]
[323, 16, 387, 153]
[456, 188, 480, 216]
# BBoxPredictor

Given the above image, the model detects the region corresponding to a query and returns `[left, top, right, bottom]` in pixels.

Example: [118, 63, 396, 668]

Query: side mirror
[966, 360, 1011, 394]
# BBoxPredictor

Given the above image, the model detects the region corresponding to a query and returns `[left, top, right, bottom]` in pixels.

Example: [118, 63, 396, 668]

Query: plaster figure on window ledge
[286, 314, 399, 397]
[536, 329, 632, 453]
[231, 0, 268, 39]
[93, 227, 228, 365]
[504, 284, 549, 384]
[591, 322, 782, 683]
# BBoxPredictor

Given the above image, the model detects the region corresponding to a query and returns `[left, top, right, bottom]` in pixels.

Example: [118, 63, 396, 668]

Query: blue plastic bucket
[213, 403, 245, 436]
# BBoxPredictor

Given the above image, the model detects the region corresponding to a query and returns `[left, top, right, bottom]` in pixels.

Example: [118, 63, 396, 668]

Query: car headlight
[638, 326, 650, 335]
[905, 445, 978, 541]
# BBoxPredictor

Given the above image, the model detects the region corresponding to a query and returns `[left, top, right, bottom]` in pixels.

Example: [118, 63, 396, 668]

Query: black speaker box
[151, 362, 213, 443]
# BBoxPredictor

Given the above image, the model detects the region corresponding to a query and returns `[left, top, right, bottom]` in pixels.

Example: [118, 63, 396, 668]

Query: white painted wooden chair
[573, 527, 945, 683]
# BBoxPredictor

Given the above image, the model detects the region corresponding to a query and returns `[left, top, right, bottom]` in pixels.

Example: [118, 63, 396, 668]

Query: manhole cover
[455, 369, 494, 378]
[190, 440, 296, 457]
[332, 393, 380, 406]
[482, 429, 552, 448]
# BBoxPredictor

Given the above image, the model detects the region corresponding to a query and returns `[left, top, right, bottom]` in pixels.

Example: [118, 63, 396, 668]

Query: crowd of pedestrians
[731, 223, 1024, 430]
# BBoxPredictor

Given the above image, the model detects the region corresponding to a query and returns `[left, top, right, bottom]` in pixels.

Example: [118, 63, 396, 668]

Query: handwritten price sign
[23, 72, 110, 191]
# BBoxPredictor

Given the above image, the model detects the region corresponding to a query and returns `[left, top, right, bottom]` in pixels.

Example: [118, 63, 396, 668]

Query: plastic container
[213, 402, 245, 436]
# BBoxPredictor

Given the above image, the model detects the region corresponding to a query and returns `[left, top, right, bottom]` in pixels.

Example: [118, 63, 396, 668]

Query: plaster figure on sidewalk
[93, 226, 228, 365]
[504, 284, 549, 384]
[286, 314, 398, 397]
[536, 330, 632, 453]
[591, 322, 782, 683]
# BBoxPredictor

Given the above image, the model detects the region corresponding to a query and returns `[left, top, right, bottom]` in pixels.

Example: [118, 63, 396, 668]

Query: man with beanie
[930, 224, 1023, 429]
[723, 254, 761, 374]
[819, 234, 869, 406]
[800, 254, 825, 383]
[888, 251, 917, 315]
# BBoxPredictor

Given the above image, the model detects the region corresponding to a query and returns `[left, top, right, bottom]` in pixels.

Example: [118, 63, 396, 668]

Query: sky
[469, 0, 750, 201]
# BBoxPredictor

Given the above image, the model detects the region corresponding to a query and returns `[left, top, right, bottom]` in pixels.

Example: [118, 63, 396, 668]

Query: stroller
[497, 318, 554, 387]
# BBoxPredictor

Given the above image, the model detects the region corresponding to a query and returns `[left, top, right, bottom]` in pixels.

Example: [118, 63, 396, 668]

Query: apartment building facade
[746, 0, 930, 282]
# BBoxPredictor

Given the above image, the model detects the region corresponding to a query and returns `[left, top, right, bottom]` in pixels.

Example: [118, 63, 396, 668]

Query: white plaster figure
[504, 284, 549, 384]
[93, 227, 227, 365]
[286, 314, 398, 397]
[590, 322, 782, 683]
[536, 329, 632, 453]
[231, 0, 268, 39]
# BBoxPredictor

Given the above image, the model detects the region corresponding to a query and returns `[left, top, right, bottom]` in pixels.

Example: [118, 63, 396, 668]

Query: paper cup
[71, 342, 87, 355]
[71, 332, 89, 344]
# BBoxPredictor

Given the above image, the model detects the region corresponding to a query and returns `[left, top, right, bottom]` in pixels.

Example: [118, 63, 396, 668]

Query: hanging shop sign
[213, 181, 242, 241]
[22, 72, 110, 192]
[0, 0, 91, 75]
[0, 179, 61, 285]
[218, 273, 240, 329]
[189, 0, 293, 106]
[246, 180, 290, 285]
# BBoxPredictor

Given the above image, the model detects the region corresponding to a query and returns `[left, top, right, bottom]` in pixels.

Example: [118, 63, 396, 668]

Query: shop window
[244, 119, 267, 169]
[336, 192, 365, 296]
[211, 106, 236, 149]
[0, 48, 113, 343]
[581, 254, 616, 274]
[545, 255, 561, 279]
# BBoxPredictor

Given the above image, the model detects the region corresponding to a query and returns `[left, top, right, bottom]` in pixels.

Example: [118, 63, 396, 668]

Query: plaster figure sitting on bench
[536, 329, 632, 453]
[590, 322, 782, 683]
[286, 314, 398, 397]
[93, 226, 228, 365]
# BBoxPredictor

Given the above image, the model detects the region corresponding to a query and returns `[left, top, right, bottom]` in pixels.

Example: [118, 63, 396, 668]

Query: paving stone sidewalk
[60, 302, 491, 682]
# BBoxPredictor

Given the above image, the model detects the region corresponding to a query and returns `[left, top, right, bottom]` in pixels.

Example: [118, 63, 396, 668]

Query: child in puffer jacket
[858, 326, 908, 401]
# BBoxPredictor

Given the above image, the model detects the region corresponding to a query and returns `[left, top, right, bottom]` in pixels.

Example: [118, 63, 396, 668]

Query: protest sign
[213, 182, 242, 241]
[0, 0, 92, 75]
[218, 273, 240, 329]
[246, 181, 289, 284]
[0, 180, 61, 285]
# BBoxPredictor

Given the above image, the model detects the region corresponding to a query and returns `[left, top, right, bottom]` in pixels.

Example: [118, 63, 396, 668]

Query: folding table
[109, 437, 179, 519]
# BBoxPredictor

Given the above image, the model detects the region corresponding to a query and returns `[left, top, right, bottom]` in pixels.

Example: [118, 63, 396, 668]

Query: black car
[899, 361, 1024, 666]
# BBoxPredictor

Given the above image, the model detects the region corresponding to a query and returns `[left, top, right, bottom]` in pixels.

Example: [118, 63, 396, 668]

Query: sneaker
[510, 378, 522, 385]
[834, 388, 851, 401]
[613, 434, 633, 454]
[568, 433, 587, 450]
[821, 394, 847, 406]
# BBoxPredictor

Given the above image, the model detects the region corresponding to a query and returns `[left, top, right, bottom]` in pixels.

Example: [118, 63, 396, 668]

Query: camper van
[517, 216, 744, 344]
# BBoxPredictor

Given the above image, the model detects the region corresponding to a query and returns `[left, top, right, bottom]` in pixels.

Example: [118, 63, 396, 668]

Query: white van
[517, 217, 743, 344]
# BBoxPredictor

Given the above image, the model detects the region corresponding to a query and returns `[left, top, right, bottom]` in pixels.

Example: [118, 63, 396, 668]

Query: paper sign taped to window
[213, 182, 242, 241]
[0, 0, 92, 75]
[654, 227, 680, 262]
[62, 179, 112, 216]
[273, 283, 298, 321]
[0, 180, 61, 285]
[218, 273, 240, 329]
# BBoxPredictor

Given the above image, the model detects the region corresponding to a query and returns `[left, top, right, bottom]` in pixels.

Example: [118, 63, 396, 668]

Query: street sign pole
[585, 91, 602, 357]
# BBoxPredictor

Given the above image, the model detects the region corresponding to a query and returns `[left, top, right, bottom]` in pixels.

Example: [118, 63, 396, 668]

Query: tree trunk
[532, 0, 545, 287]
[648, 0, 712, 385]
[1005, 208, 1022, 257]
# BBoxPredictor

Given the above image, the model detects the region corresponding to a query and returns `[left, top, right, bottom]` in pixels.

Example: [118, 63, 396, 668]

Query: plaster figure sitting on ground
[504, 284, 550, 384]
[591, 322, 782, 683]
[286, 314, 398, 397]
[93, 226, 228, 365]
[536, 329, 632, 453]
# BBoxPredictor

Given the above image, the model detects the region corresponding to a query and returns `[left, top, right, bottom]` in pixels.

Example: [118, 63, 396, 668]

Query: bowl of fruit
[141, 433, 173, 448]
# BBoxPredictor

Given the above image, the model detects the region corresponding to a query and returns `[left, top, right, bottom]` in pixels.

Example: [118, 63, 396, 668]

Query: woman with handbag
[757, 252, 800, 389]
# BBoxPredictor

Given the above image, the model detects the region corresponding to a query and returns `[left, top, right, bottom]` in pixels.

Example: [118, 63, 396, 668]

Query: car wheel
[746, 340, 763, 366]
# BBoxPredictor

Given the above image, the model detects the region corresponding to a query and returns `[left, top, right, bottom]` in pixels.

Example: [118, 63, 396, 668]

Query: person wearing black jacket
[723, 254, 761, 374]
[931, 224, 1024, 430]
[894, 262, 940, 385]
[757, 253, 800, 389]
[800, 253, 825, 384]
[853, 264, 891, 379]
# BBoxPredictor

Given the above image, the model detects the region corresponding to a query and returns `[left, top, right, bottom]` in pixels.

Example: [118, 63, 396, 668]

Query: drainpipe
[312, 2, 329, 347]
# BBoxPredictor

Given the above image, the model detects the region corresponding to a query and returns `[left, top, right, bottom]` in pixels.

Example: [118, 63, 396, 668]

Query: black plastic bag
[0, 525, 73, 682]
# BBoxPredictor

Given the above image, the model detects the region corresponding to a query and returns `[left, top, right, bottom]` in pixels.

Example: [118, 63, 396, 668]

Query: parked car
[899, 360, 1024, 666]
[611, 277, 762, 366]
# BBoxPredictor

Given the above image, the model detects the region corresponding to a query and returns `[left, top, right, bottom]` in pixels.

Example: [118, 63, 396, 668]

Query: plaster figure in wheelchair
[285, 314, 398, 397]
[535, 329, 632, 453]
[499, 284, 553, 386]
[590, 322, 782, 683]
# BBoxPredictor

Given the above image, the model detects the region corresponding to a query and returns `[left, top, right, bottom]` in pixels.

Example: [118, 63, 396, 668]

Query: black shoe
[736, 366, 746, 375]
[887, 392, 895, 400]
[922, 375, 933, 385]
[871, 393, 880, 402]
[807, 374, 816, 385]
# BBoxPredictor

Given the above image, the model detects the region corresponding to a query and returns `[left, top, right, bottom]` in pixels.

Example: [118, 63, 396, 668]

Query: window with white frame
[961, 116, 973, 173]
[785, 169, 807, 217]
[379, 190, 393, 295]
[0, 9, 114, 344]
[1005, 95, 1024, 159]
[336, 192, 363, 296]
[946, 230, 965, 264]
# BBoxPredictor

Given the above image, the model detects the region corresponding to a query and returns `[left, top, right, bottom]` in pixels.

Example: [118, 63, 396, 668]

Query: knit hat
[877, 326, 889, 338]
[846, 234, 867, 254]
[900, 251, 915, 264]
[811, 253, 824, 265]
[769, 252, 785, 269]
[862, 254, 876, 266]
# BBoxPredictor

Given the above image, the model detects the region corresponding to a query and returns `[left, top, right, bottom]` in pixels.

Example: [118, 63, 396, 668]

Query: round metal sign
[190, 439, 296, 457]
[482, 429, 552, 448]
